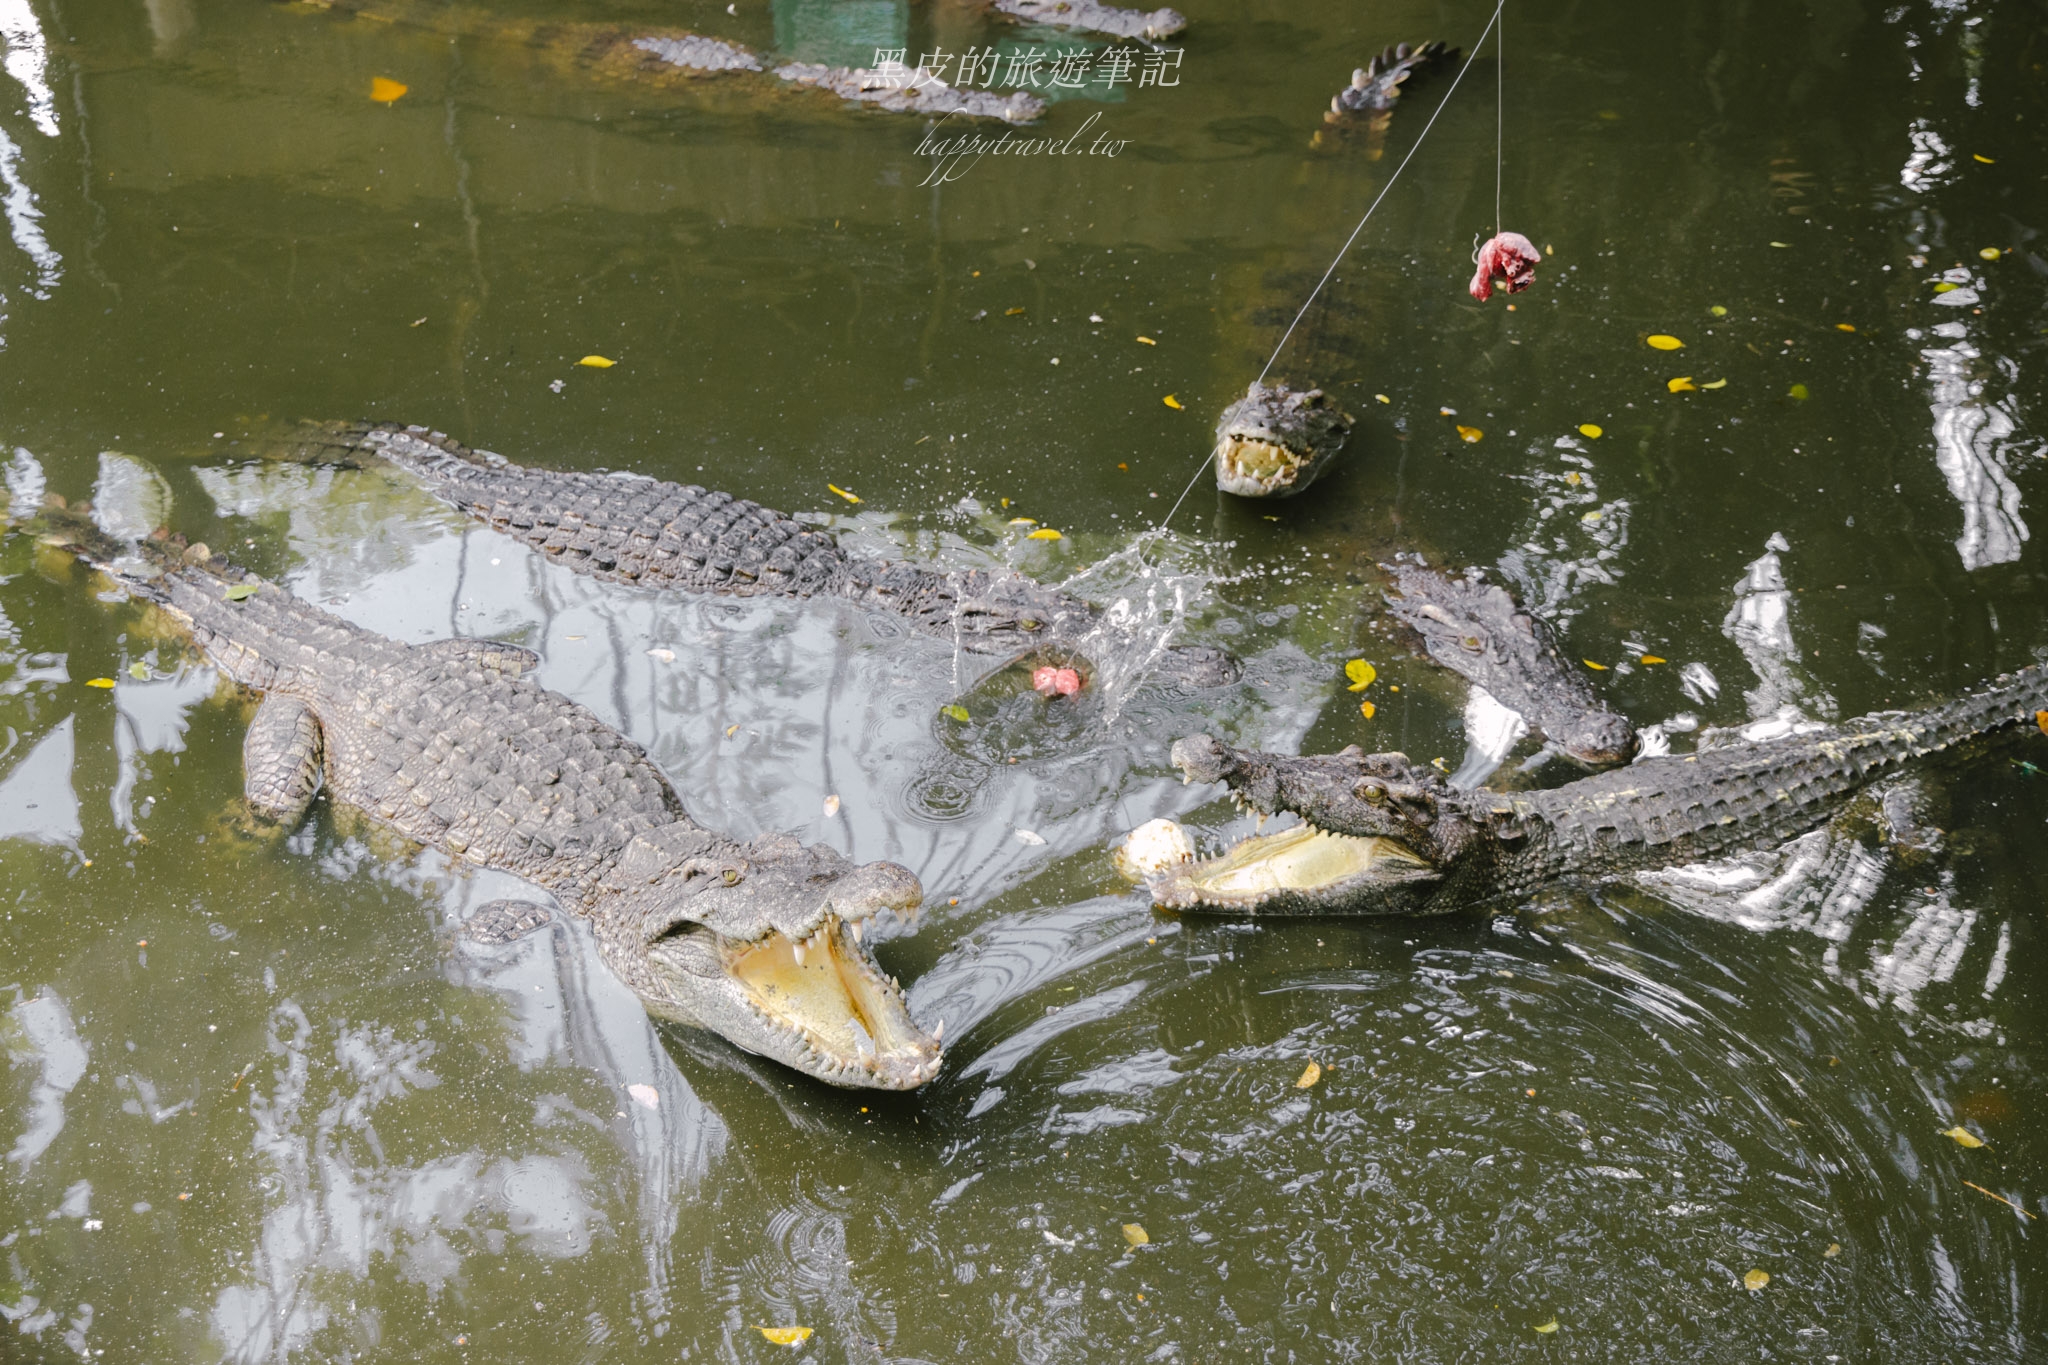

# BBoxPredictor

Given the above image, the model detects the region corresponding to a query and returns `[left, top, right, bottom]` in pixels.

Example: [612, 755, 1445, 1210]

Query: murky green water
[2, 0, 2045, 1359]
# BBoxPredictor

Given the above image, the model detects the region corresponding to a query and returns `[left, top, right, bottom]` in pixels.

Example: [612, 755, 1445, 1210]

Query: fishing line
[1154, 0, 1508, 535]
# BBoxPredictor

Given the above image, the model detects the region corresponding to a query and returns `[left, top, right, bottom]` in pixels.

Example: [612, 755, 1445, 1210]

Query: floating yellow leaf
[1583, 659, 1608, 671]
[1027, 528, 1062, 540]
[1744, 1269, 1770, 1292]
[1122, 1223, 1149, 1246]
[1836, 322, 1858, 332]
[85, 677, 115, 689]
[1933, 282, 1959, 293]
[1578, 423, 1603, 439]
[1162, 394, 1183, 410]
[1005, 307, 1025, 316]
[1646, 334, 1684, 350]
[1979, 247, 2002, 261]
[823, 794, 841, 818]
[1823, 1243, 1841, 1258]
[1788, 383, 1809, 400]
[128, 661, 150, 680]
[1375, 393, 1391, 404]
[725, 723, 740, 737]
[1455, 424, 1483, 443]
[1534, 1318, 1558, 1334]
[224, 583, 260, 601]
[1667, 376, 1697, 393]
[369, 76, 409, 103]
[1358, 699, 1376, 719]
[1973, 153, 1995, 164]
[1580, 510, 1603, 523]
[1942, 1126, 1986, 1149]
[1769, 241, 1791, 248]
[1343, 659, 1377, 691]
[1709, 305, 1728, 317]
[1640, 654, 1666, 665]
[1136, 335, 1156, 346]
[2036, 710, 2048, 736]
[578, 354, 616, 367]
[757, 1326, 813, 1346]
[1700, 379, 1728, 390]
[827, 484, 862, 504]
[941, 704, 970, 723]
[1008, 517, 1037, 526]
[1295, 1060, 1322, 1089]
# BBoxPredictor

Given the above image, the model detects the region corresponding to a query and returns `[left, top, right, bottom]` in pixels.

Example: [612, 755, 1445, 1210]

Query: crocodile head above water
[1119, 734, 1477, 915]
[1212, 382, 1355, 498]
[603, 828, 940, 1089]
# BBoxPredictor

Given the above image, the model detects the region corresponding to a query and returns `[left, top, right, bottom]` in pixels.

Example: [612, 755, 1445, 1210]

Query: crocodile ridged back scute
[160, 562, 696, 902]
[1482, 663, 2048, 890]
[351, 423, 1117, 653]
[360, 423, 860, 597]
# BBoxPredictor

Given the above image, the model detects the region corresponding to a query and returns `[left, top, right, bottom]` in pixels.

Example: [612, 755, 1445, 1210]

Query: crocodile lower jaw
[726, 915, 942, 1088]
[1131, 821, 1438, 913]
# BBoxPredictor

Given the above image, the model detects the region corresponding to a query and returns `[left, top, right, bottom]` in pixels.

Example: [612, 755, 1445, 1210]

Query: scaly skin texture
[1165, 663, 2048, 913]
[1326, 40, 1460, 119]
[1211, 382, 1355, 499]
[1383, 562, 1637, 766]
[43, 511, 940, 1088]
[262, 422, 1240, 687]
[296, 0, 1045, 121]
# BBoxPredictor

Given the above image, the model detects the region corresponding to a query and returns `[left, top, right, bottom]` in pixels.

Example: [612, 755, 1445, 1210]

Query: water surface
[1, 0, 2045, 1359]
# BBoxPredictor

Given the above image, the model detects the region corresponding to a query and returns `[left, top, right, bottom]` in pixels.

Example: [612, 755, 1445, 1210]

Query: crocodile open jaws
[1128, 664, 2048, 915]
[40, 508, 943, 1089]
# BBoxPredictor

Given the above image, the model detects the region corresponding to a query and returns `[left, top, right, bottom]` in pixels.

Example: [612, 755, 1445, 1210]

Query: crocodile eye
[722, 867, 741, 886]
[1357, 783, 1387, 805]
[1460, 635, 1484, 652]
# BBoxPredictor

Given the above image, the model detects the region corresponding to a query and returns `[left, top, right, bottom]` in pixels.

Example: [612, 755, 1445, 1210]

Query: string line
[1156, 0, 1509, 533]
[1495, 2, 1504, 236]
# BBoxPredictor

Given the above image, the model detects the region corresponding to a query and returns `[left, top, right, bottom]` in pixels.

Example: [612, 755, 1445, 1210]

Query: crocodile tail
[1331, 39, 1460, 116]
[1898, 662, 2048, 756]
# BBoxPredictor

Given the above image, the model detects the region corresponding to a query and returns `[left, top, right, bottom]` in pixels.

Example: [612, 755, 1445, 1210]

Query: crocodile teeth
[849, 920, 863, 944]
[791, 942, 806, 967]
[932, 1018, 945, 1045]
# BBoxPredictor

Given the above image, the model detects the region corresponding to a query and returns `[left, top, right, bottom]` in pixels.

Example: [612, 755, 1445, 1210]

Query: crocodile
[1211, 381, 1355, 499]
[1382, 562, 1637, 767]
[259, 421, 1239, 688]
[1207, 40, 1461, 494]
[291, 0, 1188, 122]
[1313, 40, 1461, 153]
[1126, 664, 2048, 915]
[39, 507, 943, 1089]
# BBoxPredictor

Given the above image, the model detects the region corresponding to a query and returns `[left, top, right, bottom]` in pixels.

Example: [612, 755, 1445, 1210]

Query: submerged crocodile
[40, 508, 943, 1089]
[1206, 41, 1460, 495]
[1321, 41, 1461, 135]
[261, 422, 1239, 688]
[293, 0, 1186, 122]
[1383, 562, 1636, 767]
[1128, 664, 2048, 915]
[1210, 382, 1354, 498]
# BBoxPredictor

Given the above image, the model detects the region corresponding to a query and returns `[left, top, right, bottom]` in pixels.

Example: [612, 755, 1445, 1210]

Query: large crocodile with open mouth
[260, 422, 1239, 688]
[39, 506, 944, 1089]
[1128, 663, 2048, 915]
